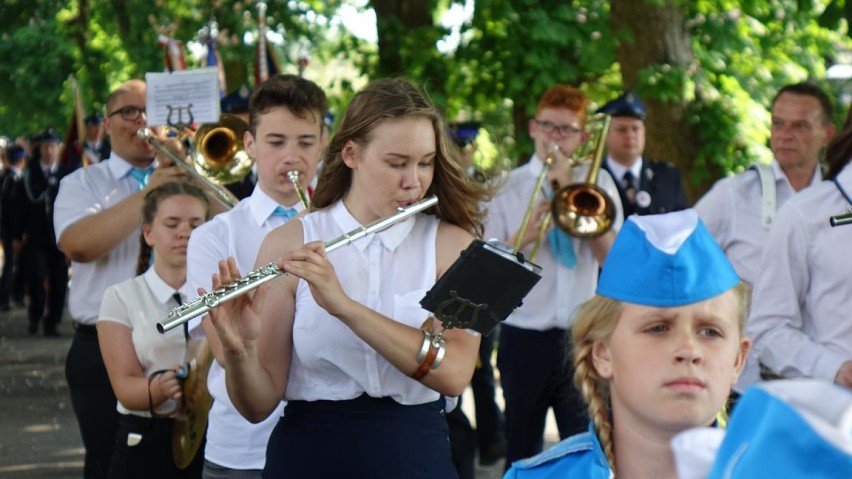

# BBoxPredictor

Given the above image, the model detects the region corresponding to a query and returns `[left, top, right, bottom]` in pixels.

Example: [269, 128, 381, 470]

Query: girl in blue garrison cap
[505, 209, 751, 478]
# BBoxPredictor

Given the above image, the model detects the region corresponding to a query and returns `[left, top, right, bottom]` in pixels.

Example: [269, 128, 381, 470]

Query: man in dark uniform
[67, 112, 112, 169]
[0, 144, 28, 311]
[81, 112, 111, 165]
[598, 91, 688, 216]
[22, 128, 72, 336]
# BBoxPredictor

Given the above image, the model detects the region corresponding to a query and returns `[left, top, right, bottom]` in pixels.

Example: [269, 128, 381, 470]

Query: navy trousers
[66, 329, 120, 479]
[264, 395, 458, 479]
[497, 324, 588, 468]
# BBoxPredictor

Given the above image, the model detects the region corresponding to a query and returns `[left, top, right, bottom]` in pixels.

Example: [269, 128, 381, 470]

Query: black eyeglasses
[107, 106, 146, 121]
[534, 119, 582, 137]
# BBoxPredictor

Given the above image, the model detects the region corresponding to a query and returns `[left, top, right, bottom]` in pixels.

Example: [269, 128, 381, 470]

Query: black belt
[119, 413, 174, 432]
[72, 321, 98, 336]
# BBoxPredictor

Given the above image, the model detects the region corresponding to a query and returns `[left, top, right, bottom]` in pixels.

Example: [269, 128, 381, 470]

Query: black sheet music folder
[420, 239, 542, 335]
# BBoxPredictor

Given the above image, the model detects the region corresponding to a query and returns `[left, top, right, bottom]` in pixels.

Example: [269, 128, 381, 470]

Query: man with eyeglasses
[598, 91, 688, 217]
[483, 84, 623, 468]
[53, 79, 195, 479]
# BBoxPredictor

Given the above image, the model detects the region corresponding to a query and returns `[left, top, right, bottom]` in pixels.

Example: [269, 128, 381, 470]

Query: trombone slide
[137, 128, 238, 209]
[157, 195, 439, 333]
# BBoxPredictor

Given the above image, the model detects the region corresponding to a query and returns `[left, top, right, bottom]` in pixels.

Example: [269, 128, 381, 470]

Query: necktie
[623, 170, 636, 206]
[172, 292, 189, 339]
[272, 206, 298, 221]
[548, 228, 577, 268]
[129, 167, 154, 190]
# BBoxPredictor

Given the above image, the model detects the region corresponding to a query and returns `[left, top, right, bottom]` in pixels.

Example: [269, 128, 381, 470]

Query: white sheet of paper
[145, 68, 221, 127]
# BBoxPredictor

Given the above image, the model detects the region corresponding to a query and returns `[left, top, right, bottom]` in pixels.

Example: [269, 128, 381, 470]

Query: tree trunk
[611, 0, 710, 203]
[371, 0, 433, 77]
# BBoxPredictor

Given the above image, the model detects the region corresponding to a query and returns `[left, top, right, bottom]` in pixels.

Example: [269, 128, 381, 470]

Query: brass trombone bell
[192, 114, 253, 185]
[550, 114, 616, 239]
[552, 183, 615, 238]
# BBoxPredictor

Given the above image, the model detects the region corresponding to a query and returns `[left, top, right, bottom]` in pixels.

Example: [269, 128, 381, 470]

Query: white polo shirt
[695, 160, 821, 391]
[54, 154, 154, 325]
[99, 267, 186, 417]
[482, 155, 623, 331]
[748, 165, 852, 382]
[184, 185, 302, 470]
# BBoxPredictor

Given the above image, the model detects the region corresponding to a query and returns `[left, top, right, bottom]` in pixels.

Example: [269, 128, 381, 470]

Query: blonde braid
[571, 295, 624, 473]
[573, 339, 616, 470]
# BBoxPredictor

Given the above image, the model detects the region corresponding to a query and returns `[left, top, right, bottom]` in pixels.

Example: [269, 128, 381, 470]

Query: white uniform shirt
[98, 268, 186, 416]
[695, 160, 821, 391]
[54, 154, 152, 324]
[286, 201, 440, 405]
[184, 186, 300, 470]
[483, 155, 623, 331]
[605, 156, 642, 189]
[695, 161, 821, 284]
[747, 165, 852, 382]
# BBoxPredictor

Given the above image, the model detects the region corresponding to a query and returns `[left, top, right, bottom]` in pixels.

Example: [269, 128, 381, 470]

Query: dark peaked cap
[597, 91, 647, 120]
[84, 112, 104, 125]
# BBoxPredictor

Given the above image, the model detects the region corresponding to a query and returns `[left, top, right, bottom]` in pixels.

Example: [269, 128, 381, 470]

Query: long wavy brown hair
[310, 78, 489, 236]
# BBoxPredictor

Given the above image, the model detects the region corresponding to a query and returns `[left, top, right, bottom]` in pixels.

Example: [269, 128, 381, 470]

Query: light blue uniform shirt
[504, 422, 612, 479]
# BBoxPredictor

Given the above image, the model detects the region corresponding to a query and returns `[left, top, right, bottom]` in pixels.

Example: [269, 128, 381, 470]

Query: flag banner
[158, 34, 186, 72]
[254, 37, 281, 85]
[206, 37, 227, 98]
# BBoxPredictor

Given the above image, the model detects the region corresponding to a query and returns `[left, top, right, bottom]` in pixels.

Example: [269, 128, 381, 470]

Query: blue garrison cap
[597, 91, 647, 120]
[450, 121, 481, 147]
[597, 209, 740, 307]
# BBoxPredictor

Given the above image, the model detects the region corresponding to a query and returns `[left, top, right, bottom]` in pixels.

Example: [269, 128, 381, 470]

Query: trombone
[137, 113, 253, 209]
[514, 115, 615, 261]
[551, 114, 615, 238]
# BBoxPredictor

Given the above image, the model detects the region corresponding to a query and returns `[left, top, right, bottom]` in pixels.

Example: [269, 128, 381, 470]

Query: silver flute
[157, 195, 439, 333]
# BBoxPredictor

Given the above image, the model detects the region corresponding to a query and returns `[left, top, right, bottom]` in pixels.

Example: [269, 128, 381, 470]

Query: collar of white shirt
[605, 156, 643, 186]
[107, 152, 157, 181]
[330, 199, 416, 253]
[770, 159, 823, 188]
[249, 184, 307, 227]
[143, 267, 183, 306]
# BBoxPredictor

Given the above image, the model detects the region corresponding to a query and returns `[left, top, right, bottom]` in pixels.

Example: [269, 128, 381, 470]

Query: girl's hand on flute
[280, 241, 354, 318]
[205, 257, 270, 358]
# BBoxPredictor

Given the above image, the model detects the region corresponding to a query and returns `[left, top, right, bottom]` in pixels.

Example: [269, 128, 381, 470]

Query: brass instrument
[172, 341, 213, 469]
[551, 114, 615, 238]
[137, 128, 236, 209]
[512, 145, 555, 255]
[192, 114, 253, 185]
[287, 170, 310, 209]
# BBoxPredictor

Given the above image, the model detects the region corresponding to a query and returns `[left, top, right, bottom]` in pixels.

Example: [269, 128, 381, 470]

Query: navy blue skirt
[263, 395, 458, 479]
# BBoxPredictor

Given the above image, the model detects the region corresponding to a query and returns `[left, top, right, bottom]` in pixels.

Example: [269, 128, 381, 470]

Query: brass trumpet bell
[192, 114, 253, 185]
